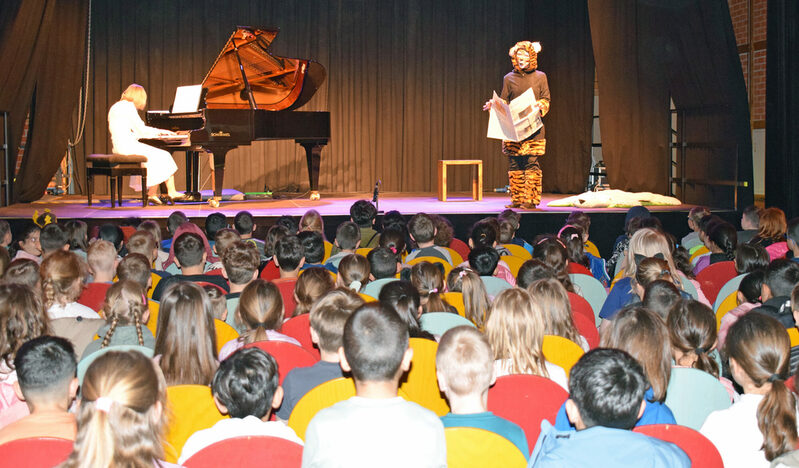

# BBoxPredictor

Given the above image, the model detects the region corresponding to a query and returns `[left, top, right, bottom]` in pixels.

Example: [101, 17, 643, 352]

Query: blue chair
[78, 345, 154, 384]
[569, 273, 607, 326]
[361, 277, 399, 299]
[713, 274, 745, 312]
[480, 276, 513, 297]
[664, 367, 732, 430]
[420, 312, 476, 336]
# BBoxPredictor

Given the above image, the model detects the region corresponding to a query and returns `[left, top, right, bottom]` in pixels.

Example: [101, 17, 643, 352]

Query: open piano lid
[201, 26, 326, 111]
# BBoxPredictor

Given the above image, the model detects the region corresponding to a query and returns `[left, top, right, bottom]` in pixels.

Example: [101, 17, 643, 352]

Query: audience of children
[336, 253, 370, 292]
[76, 239, 117, 312]
[325, 221, 360, 270]
[378, 280, 435, 341]
[446, 266, 491, 329]
[293, 266, 335, 316]
[41, 251, 99, 320]
[409, 261, 454, 313]
[405, 213, 453, 264]
[152, 231, 229, 301]
[526, 278, 589, 350]
[220, 241, 261, 329]
[12, 223, 41, 263]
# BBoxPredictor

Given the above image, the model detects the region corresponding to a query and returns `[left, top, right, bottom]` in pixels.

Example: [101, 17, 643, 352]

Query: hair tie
[570, 233, 579, 240]
[660, 270, 671, 277]
[768, 374, 782, 383]
[430, 288, 438, 294]
[255, 322, 271, 329]
[389, 246, 397, 254]
[694, 347, 705, 355]
[349, 280, 362, 291]
[458, 270, 468, 279]
[95, 396, 115, 413]
[557, 224, 578, 237]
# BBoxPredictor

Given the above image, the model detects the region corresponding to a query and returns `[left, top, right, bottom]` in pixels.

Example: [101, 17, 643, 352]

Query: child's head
[14, 336, 77, 411]
[276, 215, 299, 234]
[222, 241, 260, 286]
[498, 209, 521, 240]
[64, 350, 166, 467]
[40, 250, 85, 308]
[468, 246, 499, 276]
[341, 303, 411, 384]
[725, 312, 796, 461]
[309, 288, 365, 355]
[213, 228, 241, 257]
[264, 224, 290, 259]
[565, 211, 591, 239]
[87, 239, 118, 279]
[212, 347, 282, 420]
[0, 246, 8, 277]
[446, 267, 490, 328]
[667, 299, 719, 377]
[601, 306, 672, 402]
[468, 218, 499, 248]
[233, 211, 256, 236]
[337, 254, 370, 291]
[14, 223, 41, 258]
[64, 220, 88, 252]
[0, 219, 11, 246]
[409, 261, 448, 312]
[155, 282, 218, 386]
[137, 220, 163, 247]
[787, 217, 799, 252]
[740, 270, 765, 305]
[298, 230, 325, 264]
[367, 247, 399, 280]
[299, 209, 324, 234]
[97, 223, 124, 252]
[516, 259, 556, 289]
[166, 211, 188, 236]
[350, 200, 377, 228]
[381, 210, 406, 233]
[335, 221, 361, 251]
[0, 283, 50, 369]
[762, 259, 799, 300]
[126, 231, 157, 264]
[236, 279, 285, 339]
[204, 212, 227, 240]
[430, 214, 454, 248]
[741, 204, 760, 230]
[101, 280, 148, 347]
[622, 228, 679, 285]
[116, 253, 152, 290]
[558, 225, 587, 267]
[566, 348, 647, 430]
[379, 280, 423, 335]
[757, 207, 787, 241]
[40, 223, 68, 256]
[379, 227, 406, 256]
[531, 236, 573, 291]
[274, 235, 304, 273]
[705, 221, 737, 260]
[408, 213, 436, 246]
[436, 326, 494, 400]
[294, 267, 335, 316]
[687, 206, 710, 231]
[203, 284, 228, 321]
[642, 280, 682, 319]
[3, 258, 40, 289]
[734, 243, 770, 274]
[174, 232, 206, 269]
[485, 288, 548, 377]
[632, 257, 675, 299]
[526, 278, 582, 345]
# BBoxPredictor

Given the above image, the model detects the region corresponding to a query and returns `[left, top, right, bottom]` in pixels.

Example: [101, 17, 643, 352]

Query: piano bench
[437, 159, 483, 202]
[86, 154, 148, 208]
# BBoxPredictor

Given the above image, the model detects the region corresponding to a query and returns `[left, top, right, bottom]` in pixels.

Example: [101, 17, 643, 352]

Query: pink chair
[487, 374, 569, 451]
[281, 313, 320, 360]
[244, 341, 318, 384]
[695, 261, 736, 305]
[0, 437, 73, 467]
[182, 435, 303, 468]
[634, 424, 723, 468]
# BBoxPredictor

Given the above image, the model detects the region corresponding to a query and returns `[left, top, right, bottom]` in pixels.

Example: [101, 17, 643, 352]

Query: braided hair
[100, 281, 147, 348]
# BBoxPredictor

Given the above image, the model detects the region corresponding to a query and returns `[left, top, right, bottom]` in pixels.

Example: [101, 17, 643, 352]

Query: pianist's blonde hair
[121, 84, 147, 110]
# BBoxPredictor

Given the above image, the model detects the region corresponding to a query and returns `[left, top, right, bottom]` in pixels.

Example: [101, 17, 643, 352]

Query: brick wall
[728, 0, 767, 126]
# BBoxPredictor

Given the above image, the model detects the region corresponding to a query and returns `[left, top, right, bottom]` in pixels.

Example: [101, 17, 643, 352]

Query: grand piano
[145, 26, 330, 201]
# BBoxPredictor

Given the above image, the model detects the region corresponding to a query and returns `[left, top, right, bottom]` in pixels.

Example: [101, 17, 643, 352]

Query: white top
[178, 415, 303, 464]
[47, 302, 101, 320]
[700, 393, 772, 468]
[493, 359, 569, 391]
[302, 396, 446, 468]
[108, 100, 161, 150]
[217, 333, 302, 361]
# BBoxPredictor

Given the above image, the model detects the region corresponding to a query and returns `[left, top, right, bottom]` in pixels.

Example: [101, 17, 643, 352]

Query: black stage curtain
[0, 0, 89, 203]
[766, 0, 799, 219]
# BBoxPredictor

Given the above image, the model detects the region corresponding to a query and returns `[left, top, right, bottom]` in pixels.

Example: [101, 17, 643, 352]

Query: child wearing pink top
[718, 271, 764, 349]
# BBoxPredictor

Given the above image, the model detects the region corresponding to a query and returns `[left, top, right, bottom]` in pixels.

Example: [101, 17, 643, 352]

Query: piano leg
[298, 140, 327, 201]
[210, 147, 234, 200]
[183, 150, 201, 201]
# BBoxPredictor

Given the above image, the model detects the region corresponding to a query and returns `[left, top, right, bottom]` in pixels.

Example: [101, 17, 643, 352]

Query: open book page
[486, 88, 543, 142]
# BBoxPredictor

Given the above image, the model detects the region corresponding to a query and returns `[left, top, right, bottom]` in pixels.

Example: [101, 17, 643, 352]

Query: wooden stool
[86, 154, 148, 208]
[438, 159, 483, 202]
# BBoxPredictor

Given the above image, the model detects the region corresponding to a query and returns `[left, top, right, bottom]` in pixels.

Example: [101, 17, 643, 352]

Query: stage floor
[0, 192, 700, 220]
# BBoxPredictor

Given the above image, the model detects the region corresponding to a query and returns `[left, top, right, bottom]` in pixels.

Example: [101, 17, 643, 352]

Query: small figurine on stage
[484, 41, 550, 209]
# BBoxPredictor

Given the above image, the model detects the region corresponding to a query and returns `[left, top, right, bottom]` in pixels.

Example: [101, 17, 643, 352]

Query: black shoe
[168, 193, 188, 202]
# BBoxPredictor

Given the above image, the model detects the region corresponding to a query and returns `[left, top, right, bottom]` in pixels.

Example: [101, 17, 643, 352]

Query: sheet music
[486, 88, 543, 142]
[172, 85, 203, 113]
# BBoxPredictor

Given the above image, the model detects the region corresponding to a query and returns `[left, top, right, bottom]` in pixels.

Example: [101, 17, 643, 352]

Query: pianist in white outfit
[108, 83, 185, 204]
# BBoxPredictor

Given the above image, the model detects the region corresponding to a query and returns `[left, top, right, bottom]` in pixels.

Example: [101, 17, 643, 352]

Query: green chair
[420, 312, 476, 336]
[480, 276, 513, 297]
[361, 277, 399, 299]
[713, 274, 745, 312]
[664, 367, 732, 430]
[569, 273, 607, 326]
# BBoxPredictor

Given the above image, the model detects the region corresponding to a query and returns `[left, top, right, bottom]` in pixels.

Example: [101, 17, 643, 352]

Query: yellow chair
[584, 240, 600, 258]
[214, 319, 239, 355]
[148, 272, 162, 299]
[147, 300, 159, 338]
[323, 240, 333, 262]
[500, 244, 532, 260]
[500, 255, 526, 278]
[714, 291, 738, 330]
[789, 328, 799, 348]
[442, 246, 464, 266]
[359, 292, 377, 302]
[288, 377, 357, 440]
[445, 427, 527, 468]
[164, 385, 227, 463]
[355, 247, 373, 257]
[399, 338, 450, 417]
[542, 335, 585, 376]
[406, 256, 453, 278]
[611, 269, 625, 288]
[441, 292, 466, 317]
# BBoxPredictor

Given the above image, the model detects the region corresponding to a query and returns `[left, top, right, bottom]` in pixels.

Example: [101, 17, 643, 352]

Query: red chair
[182, 435, 303, 468]
[448, 238, 471, 265]
[571, 311, 599, 349]
[244, 341, 318, 384]
[487, 374, 569, 451]
[281, 313, 320, 360]
[274, 279, 298, 319]
[205, 268, 225, 276]
[567, 262, 592, 276]
[0, 437, 73, 467]
[567, 292, 595, 325]
[695, 261, 737, 305]
[634, 424, 723, 468]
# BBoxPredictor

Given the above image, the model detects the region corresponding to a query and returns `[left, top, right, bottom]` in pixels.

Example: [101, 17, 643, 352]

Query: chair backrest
[406, 256, 454, 277]
[480, 276, 513, 297]
[441, 292, 466, 317]
[500, 243, 532, 260]
[499, 255, 526, 278]
[445, 427, 527, 468]
[355, 247, 373, 257]
[789, 328, 799, 347]
[280, 313, 320, 360]
[323, 240, 333, 262]
[182, 435, 303, 468]
[358, 292, 377, 302]
[360, 277, 399, 299]
[541, 335, 585, 376]
[715, 291, 739, 330]
[149, 272, 163, 299]
[147, 299, 159, 337]
[288, 377, 357, 440]
[633, 424, 723, 468]
[164, 385, 228, 463]
[487, 374, 569, 451]
[689, 246, 710, 264]
[570, 309, 599, 349]
[399, 338, 450, 417]
[419, 312, 476, 336]
[0, 437, 74, 467]
[448, 238, 471, 264]
[695, 261, 737, 305]
[713, 274, 746, 312]
[664, 367, 732, 430]
[567, 292, 595, 325]
[584, 240, 601, 258]
[568, 274, 607, 326]
[78, 345, 154, 384]
[214, 319, 240, 355]
[567, 262, 593, 277]
[244, 341, 318, 384]
[442, 246, 465, 266]
[679, 277, 699, 300]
